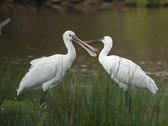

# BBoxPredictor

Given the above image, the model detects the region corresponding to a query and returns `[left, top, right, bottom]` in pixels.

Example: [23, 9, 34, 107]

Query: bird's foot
[40, 91, 47, 107]
[40, 97, 45, 108]
[40, 102, 46, 108]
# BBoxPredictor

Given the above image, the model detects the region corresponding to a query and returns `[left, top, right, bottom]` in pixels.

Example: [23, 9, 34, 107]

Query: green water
[0, 5, 168, 78]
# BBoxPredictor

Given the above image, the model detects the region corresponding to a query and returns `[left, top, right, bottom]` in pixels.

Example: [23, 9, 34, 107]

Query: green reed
[0, 65, 168, 126]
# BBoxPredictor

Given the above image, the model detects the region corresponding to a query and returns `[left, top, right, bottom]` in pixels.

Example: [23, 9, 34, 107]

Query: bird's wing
[19, 56, 62, 90]
[0, 18, 11, 29]
[113, 56, 142, 71]
[30, 57, 46, 66]
[30, 60, 59, 82]
[123, 58, 142, 70]
[107, 56, 145, 82]
[30, 55, 58, 66]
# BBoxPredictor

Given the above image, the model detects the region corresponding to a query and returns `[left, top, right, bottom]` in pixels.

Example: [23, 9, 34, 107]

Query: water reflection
[0, 5, 168, 79]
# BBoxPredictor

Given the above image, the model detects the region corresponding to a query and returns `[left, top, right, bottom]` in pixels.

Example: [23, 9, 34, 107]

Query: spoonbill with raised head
[16, 30, 98, 107]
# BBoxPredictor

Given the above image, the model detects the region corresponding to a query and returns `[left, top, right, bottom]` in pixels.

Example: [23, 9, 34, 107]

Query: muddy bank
[1, 1, 168, 15]
[0, 1, 124, 15]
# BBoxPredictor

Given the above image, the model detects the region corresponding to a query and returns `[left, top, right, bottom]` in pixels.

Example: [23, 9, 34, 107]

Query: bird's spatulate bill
[84, 39, 103, 44]
[72, 35, 98, 57]
[77, 42, 97, 57]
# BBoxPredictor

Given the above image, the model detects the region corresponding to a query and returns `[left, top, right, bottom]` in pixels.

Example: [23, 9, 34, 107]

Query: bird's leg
[125, 90, 129, 107]
[40, 91, 47, 108]
[125, 90, 132, 113]
[39, 91, 47, 126]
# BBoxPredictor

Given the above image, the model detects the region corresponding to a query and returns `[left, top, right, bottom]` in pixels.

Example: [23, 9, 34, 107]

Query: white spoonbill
[0, 18, 11, 35]
[85, 36, 158, 95]
[16, 30, 98, 106]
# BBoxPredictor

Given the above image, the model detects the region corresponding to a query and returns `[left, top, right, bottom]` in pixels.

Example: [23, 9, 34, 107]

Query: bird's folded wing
[30, 57, 46, 66]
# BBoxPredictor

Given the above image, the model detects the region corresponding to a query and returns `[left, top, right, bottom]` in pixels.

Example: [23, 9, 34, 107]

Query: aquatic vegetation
[0, 66, 168, 126]
[150, 0, 168, 6]
[125, 0, 148, 5]
[1, 0, 168, 7]
[125, 0, 168, 6]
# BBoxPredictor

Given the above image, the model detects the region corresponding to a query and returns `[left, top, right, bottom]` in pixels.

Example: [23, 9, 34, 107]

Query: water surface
[0, 5, 168, 79]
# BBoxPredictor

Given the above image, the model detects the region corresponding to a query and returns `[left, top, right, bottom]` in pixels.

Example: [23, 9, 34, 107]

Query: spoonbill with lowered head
[85, 36, 158, 106]
[0, 18, 11, 35]
[16, 30, 98, 106]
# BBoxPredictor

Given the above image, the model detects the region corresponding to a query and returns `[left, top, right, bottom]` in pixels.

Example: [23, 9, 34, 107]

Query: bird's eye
[69, 35, 71, 37]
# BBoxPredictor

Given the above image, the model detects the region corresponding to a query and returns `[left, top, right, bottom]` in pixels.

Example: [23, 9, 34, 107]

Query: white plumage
[86, 36, 158, 94]
[16, 30, 98, 106]
[17, 54, 67, 95]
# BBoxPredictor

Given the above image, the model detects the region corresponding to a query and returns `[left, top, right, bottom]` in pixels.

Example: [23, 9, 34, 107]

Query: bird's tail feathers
[146, 77, 158, 94]
[16, 78, 26, 96]
[16, 84, 24, 96]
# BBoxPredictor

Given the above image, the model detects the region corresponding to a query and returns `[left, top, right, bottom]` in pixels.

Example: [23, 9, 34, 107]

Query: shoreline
[1, 1, 168, 9]
[0, 1, 168, 15]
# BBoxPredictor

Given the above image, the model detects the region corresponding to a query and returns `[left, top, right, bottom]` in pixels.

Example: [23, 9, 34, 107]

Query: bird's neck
[64, 39, 76, 62]
[99, 43, 112, 63]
